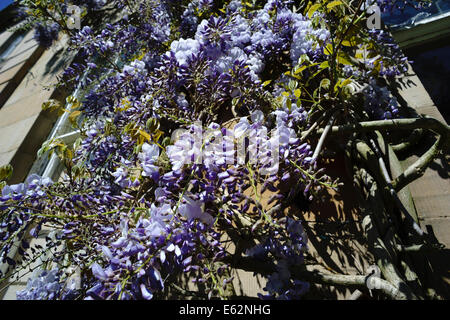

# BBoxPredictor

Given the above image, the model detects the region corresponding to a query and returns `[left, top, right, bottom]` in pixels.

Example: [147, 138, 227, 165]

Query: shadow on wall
[299, 155, 376, 300]
[44, 46, 71, 76]
[0, 2, 22, 34]
[406, 43, 450, 124]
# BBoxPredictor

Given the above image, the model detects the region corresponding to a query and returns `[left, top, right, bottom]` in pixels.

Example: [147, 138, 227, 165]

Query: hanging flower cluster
[0, 0, 423, 300]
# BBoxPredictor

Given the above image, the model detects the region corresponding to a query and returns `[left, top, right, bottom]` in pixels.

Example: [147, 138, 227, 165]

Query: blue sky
[0, 0, 14, 11]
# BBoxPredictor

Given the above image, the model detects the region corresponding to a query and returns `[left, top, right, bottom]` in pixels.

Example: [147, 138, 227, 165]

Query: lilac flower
[1, 174, 53, 202]
[211, 47, 247, 74]
[16, 268, 69, 300]
[180, 4, 198, 37]
[140, 203, 173, 238]
[166, 126, 202, 170]
[199, 0, 213, 10]
[362, 79, 400, 119]
[290, 18, 330, 64]
[140, 284, 153, 300]
[170, 38, 201, 66]
[179, 197, 214, 226]
[112, 166, 138, 188]
[91, 263, 108, 281]
[229, 14, 251, 48]
[33, 23, 59, 48]
[139, 143, 160, 180]
[121, 60, 147, 77]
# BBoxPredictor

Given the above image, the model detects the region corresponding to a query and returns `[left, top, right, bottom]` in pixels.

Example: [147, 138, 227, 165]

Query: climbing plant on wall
[0, 0, 447, 300]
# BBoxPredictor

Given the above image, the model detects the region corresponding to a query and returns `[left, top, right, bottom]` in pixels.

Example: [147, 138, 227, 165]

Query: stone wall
[0, 30, 73, 299]
[0, 31, 71, 184]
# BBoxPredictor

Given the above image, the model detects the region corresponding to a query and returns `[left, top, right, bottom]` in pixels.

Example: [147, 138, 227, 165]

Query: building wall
[0, 28, 74, 299]
[0, 30, 71, 184]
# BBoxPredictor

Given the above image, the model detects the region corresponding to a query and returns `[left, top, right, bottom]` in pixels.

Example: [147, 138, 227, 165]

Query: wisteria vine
[1, 0, 447, 301]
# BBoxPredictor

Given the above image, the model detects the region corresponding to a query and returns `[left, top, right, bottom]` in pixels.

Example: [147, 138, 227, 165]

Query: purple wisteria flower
[2, 0, 401, 301]
[139, 143, 160, 180]
[179, 196, 214, 226]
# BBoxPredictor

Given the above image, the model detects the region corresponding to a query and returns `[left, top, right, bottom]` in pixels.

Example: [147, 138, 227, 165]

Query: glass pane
[382, 0, 450, 28]
[0, 31, 26, 70]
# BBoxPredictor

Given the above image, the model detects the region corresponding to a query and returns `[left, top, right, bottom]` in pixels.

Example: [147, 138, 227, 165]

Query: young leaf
[307, 3, 321, 18]
[294, 65, 307, 74]
[0, 164, 13, 181]
[320, 61, 329, 69]
[324, 43, 333, 55]
[327, 0, 343, 10]
[340, 78, 352, 87]
[138, 129, 152, 143]
[69, 110, 81, 126]
[42, 99, 61, 112]
[320, 78, 331, 90]
[337, 53, 352, 65]
[341, 40, 352, 47]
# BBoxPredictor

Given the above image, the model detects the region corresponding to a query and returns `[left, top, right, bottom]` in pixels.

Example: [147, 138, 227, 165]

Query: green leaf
[288, 80, 297, 92]
[286, 98, 292, 110]
[341, 40, 352, 47]
[313, 87, 319, 99]
[307, 3, 321, 18]
[294, 88, 301, 98]
[327, 0, 343, 10]
[73, 137, 82, 151]
[262, 80, 272, 87]
[294, 65, 307, 74]
[161, 137, 171, 147]
[334, 80, 341, 92]
[333, 77, 353, 92]
[42, 99, 61, 112]
[319, 61, 329, 69]
[340, 78, 352, 87]
[337, 52, 352, 65]
[324, 43, 333, 55]
[299, 54, 310, 65]
[69, 110, 81, 126]
[146, 118, 160, 132]
[66, 95, 80, 109]
[37, 138, 66, 159]
[138, 129, 151, 143]
[0, 164, 13, 181]
[320, 78, 331, 90]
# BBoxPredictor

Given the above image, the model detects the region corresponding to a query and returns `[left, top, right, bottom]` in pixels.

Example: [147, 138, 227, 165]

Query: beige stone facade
[0, 29, 72, 184]
[0, 28, 73, 299]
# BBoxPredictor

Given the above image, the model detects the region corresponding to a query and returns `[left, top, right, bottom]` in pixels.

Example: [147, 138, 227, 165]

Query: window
[382, 0, 450, 122]
[382, 0, 450, 29]
[0, 31, 25, 71]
